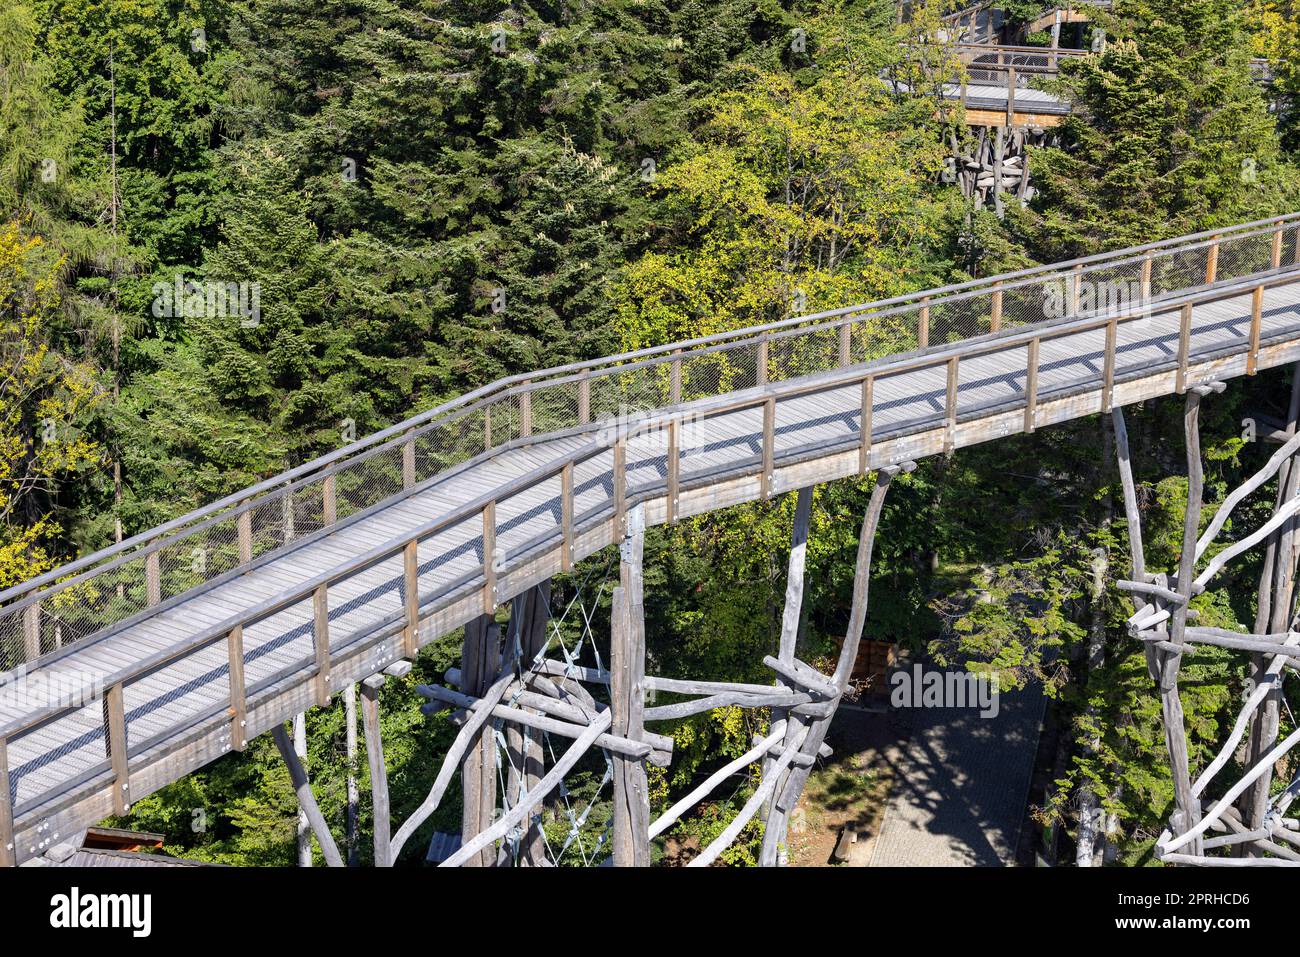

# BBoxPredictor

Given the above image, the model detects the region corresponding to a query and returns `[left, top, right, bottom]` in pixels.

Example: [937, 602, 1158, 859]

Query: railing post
[918, 298, 930, 349]
[859, 377, 874, 476]
[238, 510, 253, 565]
[1024, 338, 1040, 434]
[667, 418, 680, 524]
[145, 552, 161, 607]
[312, 584, 331, 707]
[1205, 235, 1220, 284]
[322, 473, 337, 526]
[757, 335, 769, 387]
[990, 283, 1003, 333]
[669, 351, 682, 405]
[944, 357, 959, 454]
[105, 682, 129, 815]
[613, 438, 627, 539]
[403, 540, 420, 657]
[484, 406, 493, 452]
[1069, 265, 1082, 315]
[227, 625, 247, 751]
[761, 398, 776, 500]
[22, 602, 39, 662]
[519, 382, 533, 438]
[1140, 254, 1153, 304]
[1176, 303, 1193, 393]
[1248, 286, 1264, 375]
[482, 504, 497, 615]
[838, 321, 851, 366]
[1101, 318, 1117, 413]
[0, 736, 14, 866]
[1005, 66, 1017, 126]
[1272, 222, 1285, 269]
[578, 371, 591, 425]
[402, 436, 416, 489]
[283, 487, 295, 544]
[561, 461, 575, 571]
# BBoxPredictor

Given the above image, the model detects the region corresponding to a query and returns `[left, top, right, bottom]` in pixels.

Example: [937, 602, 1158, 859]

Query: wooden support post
[484, 406, 493, 452]
[1024, 338, 1040, 433]
[322, 473, 336, 526]
[667, 418, 680, 524]
[403, 540, 420, 658]
[764, 486, 814, 840]
[519, 382, 532, 438]
[0, 737, 13, 867]
[611, 504, 649, 867]
[1272, 224, 1285, 269]
[238, 509, 252, 565]
[1176, 303, 1193, 394]
[402, 437, 416, 489]
[944, 357, 959, 454]
[1248, 287, 1264, 375]
[22, 602, 39, 662]
[761, 398, 776, 500]
[227, 625, 247, 750]
[613, 438, 626, 539]
[344, 682, 359, 866]
[757, 335, 769, 387]
[838, 322, 851, 366]
[578, 371, 591, 425]
[1069, 264, 1082, 315]
[1140, 254, 1153, 304]
[670, 350, 682, 405]
[482, 503, 497, 615]
[294, 714, 311, 866]
[1101, 318, 1117, 413]
[312, 584, 331, 706]
[145, 551, 161, 607]
[459, 614, 500, 866]
[918, 298, 930, 349]
[1155, 393, 1206, 854]
[502, 583, 551, 866]
[561, 461, 575, 571]
[859, 377, 873, 476]
[360, 676, 391, 867]
[990, 283, 1003, 333]
[1206, 236, 1220, 284]
[992, 127, 1005, 220]
[272, 722, 345, 867]
[106, 682, 129, 815]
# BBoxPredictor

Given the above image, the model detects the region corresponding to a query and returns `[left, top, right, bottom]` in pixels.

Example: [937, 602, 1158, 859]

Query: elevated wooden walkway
[2, 215, 1300, 864]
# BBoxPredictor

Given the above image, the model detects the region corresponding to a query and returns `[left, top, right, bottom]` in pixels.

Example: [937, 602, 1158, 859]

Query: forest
[3, 0, 1300, 865]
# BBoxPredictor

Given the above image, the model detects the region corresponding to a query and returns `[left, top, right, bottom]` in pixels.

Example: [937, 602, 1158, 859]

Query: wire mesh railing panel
[239, 598, 316, 693]
[769, 324, 840, 383]
[124, 639, 229, 752]
[334, 446, 404, 519]
[1217, 231, 1275, 283]
[930, 294, 992, 343]
[8, 703, 107, 814]
[527, 381, 581, 436]
[0, 610, 23, 673]
[327, 553, 405, 650]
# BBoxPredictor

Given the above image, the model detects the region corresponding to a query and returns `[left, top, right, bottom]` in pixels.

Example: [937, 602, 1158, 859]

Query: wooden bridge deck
[2, 219, 1300, 863]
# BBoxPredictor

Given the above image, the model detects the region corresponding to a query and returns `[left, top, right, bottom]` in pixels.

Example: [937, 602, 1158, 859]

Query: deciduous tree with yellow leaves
[0, 220, 100, 587]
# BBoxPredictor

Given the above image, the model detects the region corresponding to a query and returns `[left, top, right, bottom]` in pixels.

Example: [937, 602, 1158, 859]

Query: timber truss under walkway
[4, 215, 1300, 866]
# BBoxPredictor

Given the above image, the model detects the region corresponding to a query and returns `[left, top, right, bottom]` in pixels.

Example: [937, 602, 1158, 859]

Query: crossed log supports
[1115, 370, 1300, 866]
[269, 459, 913, 867]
